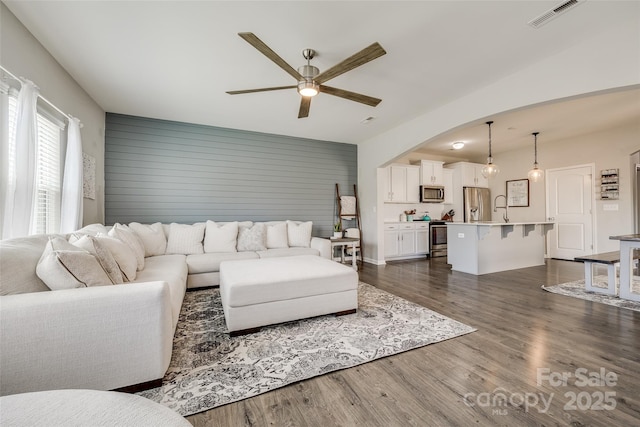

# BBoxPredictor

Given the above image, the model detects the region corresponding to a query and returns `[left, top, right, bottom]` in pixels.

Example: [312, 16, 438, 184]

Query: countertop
[384, 220, 450, 224]
[447, 221, 554, 226]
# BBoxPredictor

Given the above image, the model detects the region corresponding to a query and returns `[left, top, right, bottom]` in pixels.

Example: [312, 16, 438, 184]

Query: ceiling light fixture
[297, 80, 319, 97]
[452, 141, 465, 150]
[481, 121, 499, 179]
[297, 49, 320, 97]
[528, 131, 544, 182]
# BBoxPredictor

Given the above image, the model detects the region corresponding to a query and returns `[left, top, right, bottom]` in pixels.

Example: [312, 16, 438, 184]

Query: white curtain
[1, 80, 39, 239]
[0, 81, 10, 236]
[60, 116, 83, 232]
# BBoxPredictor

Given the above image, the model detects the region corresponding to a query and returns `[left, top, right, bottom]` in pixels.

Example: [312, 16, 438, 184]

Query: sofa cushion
[186, 251, 260, 274]
[256, 247, 320, 258]
[165, 223, 205, 255]
[95, 234, 138, 282]
[109, 223, 145, 271]
[265, 222, 288, 249]
[287, 220, 313, 247]
[0, 234, 57, 295]
[204, 221, 238, 253]
[237, 223, 266, 251]
[71, 235, 125, 284]
[128, 222, 167, 257]
[36, 237, 113, 290]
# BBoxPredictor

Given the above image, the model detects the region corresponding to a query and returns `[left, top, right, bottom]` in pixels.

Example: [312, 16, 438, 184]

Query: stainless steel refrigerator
[463, 187, 491, 222]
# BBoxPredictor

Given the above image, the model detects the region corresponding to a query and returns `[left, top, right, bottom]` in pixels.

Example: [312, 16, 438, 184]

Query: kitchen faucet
[494, 195, 509, 223]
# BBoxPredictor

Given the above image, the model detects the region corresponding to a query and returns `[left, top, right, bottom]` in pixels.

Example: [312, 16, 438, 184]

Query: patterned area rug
[542, 275, 640, 312]
[138, 282, 476, 416]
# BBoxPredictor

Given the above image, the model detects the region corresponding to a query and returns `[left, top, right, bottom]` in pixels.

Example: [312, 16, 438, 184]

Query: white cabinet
[383, 165, 420, 203]
[384, 224, 400, 257]
[413, 160, 444, 186]
[384, 222, 430, 260]
[446, 162, 488, 188]
[399, 223, 416, 255]
[390, 166, 405, 202]
[405, 166, 420, 203]
[457, 162, 488, 188]
[443, 169, 454, 204]
[415, 222, 430, 254]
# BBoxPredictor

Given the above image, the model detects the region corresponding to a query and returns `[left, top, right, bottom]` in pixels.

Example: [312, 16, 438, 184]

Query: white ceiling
[415, 87, 640, 162]
[4, 1, 640, 157]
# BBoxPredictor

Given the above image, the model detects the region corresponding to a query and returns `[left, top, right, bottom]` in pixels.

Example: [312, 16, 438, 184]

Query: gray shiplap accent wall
[105, 113, 357, 236]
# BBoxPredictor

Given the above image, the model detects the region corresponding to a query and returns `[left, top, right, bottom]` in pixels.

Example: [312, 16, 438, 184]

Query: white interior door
[546, 165, 594, 259]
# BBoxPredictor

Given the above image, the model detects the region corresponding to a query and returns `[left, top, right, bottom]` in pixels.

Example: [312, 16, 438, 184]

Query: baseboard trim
[364, 257, 386, 265]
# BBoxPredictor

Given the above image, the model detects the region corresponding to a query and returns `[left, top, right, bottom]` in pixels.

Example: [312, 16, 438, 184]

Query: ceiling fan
[226, 32, 386, 118]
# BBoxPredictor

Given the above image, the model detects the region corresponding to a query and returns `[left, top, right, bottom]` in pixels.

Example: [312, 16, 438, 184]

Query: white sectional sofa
[0, 220, 330, 396]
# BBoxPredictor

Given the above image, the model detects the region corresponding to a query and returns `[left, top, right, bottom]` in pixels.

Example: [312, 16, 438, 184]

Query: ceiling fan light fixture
[452, 141, 465, 150]
[297, 80, 319, 97]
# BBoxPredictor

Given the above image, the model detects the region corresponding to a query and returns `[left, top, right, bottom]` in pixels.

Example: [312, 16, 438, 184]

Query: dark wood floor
[187, 258, 639, 426]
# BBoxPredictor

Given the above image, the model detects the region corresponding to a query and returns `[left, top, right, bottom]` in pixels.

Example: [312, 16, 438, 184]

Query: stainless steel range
[429, 221, 447, 257]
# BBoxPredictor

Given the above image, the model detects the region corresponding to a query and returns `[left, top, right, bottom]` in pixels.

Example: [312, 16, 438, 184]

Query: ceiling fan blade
[315, 42, 386, 84]
[238, 32, 303, 81]
[226, 85, 296, 95]
[298, 97, 311, 118]
[319, 85, 382, 107]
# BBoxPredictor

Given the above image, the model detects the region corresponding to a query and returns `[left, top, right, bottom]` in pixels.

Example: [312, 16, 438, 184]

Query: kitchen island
[447, 222, 554, 275]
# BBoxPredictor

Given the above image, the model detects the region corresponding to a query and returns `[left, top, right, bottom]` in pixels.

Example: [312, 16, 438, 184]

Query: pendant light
[481, 121, 499, 179]
[528, 131, 544, 182]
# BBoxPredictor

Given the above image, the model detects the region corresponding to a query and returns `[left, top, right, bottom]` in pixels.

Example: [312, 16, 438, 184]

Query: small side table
[326, 237, 359, 271]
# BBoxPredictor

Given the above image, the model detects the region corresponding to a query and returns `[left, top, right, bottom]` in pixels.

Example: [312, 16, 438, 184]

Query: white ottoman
[0, 389, 191, 427]
[220, 255, 358, 335]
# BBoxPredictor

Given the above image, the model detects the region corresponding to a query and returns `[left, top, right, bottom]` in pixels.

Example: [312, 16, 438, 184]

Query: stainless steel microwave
[420, 185, 445, 203]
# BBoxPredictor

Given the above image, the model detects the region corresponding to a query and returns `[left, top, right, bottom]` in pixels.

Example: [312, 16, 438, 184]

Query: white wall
[358, 22, 640, 264]
[489, 122, 639, 253]
[1, 3, 106, 225]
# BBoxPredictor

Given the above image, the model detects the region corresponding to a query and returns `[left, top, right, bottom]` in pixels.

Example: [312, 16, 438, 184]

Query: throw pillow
[95, 234, 138, 282]
[36, 237, 113, 290]
[108, 223, 146, 271]
[287, 220, 313, 247]
[237, 223, 266, 251]
[266, 222, 289, 249]
[71, 235, 124, 284]
[73, 223, 109, 237]
[165, 223, 205, 255]
[204, 221, 238, 253]
[129, 222, 167, 257]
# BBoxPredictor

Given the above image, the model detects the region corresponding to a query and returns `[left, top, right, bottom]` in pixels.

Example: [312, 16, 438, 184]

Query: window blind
[33, 113, 62, 234]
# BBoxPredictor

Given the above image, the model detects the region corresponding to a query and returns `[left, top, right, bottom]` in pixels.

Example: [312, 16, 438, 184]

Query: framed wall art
[506, 179, 529, 207]
[83, 152, 96, 200]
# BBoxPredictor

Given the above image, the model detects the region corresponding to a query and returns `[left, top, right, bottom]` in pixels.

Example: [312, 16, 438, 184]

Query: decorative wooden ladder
[335, 183, 363, 265]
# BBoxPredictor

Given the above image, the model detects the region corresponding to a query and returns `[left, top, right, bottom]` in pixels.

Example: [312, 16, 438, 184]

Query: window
[5, 90, 65, 235]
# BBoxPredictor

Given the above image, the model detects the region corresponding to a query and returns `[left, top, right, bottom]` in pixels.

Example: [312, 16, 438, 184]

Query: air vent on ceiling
[528, 0, 585, 28]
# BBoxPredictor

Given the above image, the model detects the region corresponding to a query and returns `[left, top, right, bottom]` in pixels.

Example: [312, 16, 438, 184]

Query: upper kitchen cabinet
[446, 162, 488, 188]
[413, 160, 444, 186]
[383, 165, 420, 203]
[443, 169, 454, 204]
